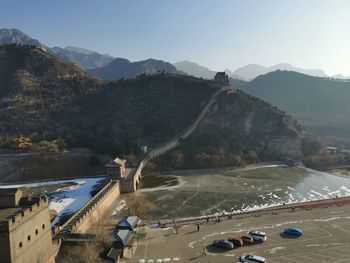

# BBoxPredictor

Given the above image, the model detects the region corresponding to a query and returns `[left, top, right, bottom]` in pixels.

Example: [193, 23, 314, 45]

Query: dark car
[212, 239, 234, 250]
[283, 227, 303, 237]
[228, 237, 243, 247]
[241, 235, 254, 245]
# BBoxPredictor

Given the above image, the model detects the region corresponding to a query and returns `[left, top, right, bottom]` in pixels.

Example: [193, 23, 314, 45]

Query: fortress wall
[8, 205, 54, 263]
[120, 180, 135, 193]
[73, 181, 120, 233]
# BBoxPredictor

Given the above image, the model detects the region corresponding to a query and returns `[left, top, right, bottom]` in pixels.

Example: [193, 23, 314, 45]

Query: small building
[111, 229, 137, 259]
[325, 146, 338, 154]
[116, 216, 139, 231]
[106, 247, 122, 263]
[106, 157, 127, 180]
[214, 72, 229, 85]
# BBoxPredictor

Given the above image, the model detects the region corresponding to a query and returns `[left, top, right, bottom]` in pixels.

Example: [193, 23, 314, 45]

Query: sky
[1, 0, 350, 75]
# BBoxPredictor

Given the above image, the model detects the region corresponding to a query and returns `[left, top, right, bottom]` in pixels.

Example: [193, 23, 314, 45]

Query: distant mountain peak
[64, 46, 96, 55]
[88, 57, 178, 80]
[0, 28, 114, 70]
[0, 27, 48, 51]
[173, 60, 216, 79]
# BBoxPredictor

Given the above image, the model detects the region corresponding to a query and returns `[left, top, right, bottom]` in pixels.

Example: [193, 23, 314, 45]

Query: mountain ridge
[88, 57, 178, 80]
[243, 70, 350, 145]
[0, 28, 114, 69]
[0, 45, 303, 164]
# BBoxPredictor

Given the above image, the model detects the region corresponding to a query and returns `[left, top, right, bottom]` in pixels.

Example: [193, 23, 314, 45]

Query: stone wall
[73, 181, 120, 233]
[0, 199, 55, 263]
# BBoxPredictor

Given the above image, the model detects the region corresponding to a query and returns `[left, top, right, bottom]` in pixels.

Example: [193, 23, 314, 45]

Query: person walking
[202, 246, 207, 256]
[206, 217, 209, 223]
[197, 223, 200, 232]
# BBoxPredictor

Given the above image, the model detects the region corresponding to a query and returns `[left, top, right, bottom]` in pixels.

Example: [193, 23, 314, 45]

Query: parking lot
[127, 203, 350, 262]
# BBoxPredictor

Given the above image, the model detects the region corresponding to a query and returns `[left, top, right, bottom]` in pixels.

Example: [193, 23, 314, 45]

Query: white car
[247, 230, 267, 242]
[240, 253, 266, 263]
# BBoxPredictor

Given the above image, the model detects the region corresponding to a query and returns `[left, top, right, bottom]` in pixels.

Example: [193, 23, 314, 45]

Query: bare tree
[126, 194, 157, 219]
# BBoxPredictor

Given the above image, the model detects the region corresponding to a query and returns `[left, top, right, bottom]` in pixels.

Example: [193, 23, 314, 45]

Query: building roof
[116, 216, 139, 231]
[215, 72, 227, 76]
[114, 157, 126, 166]
[107, 247, 122, 261]
[106, 157, 126, 168]
[112, 229, 133, 247]
[325, 146, 338, 150]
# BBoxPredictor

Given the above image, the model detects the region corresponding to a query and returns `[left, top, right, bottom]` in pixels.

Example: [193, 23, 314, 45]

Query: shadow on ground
[279, 232, 302, 239]
[206, 244, 231, 254]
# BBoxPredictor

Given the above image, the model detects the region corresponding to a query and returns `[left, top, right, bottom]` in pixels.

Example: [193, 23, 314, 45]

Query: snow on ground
[49, 178, 106, 226]
[0, 177, 106, 226]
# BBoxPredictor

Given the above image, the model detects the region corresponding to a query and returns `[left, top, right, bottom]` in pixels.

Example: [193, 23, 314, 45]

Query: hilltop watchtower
[105, 157, 127, 180]
[214, 72, 229, 85]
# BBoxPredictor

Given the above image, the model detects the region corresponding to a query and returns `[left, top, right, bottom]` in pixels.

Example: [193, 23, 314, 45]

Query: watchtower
[214, 72, 229, 85]
[0, 189, 55, 263]
[105, 157, 127, 180]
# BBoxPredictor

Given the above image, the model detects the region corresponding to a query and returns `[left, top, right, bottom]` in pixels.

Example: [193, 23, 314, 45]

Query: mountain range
[2, 28, 348, 81]
[1, 28, 350, 147]
[0, 44, 303, 164]
[242, 70, 350, 145]
[0, 28, 179, 78]
[88, 58, 177, 80]
[0, 28, 113, 69]
[174, 60, 349, 81]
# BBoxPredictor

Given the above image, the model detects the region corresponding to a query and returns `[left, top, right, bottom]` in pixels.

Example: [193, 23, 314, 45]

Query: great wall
[52, 85, 231, 241]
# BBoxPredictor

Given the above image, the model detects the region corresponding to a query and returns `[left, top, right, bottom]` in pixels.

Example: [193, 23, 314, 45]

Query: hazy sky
[1, 0, 350, 75]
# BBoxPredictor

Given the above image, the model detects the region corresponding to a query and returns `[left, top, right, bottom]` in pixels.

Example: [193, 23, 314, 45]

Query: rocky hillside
[0, 44, 101, 135]
[153, 89, 303, 170]
[88, 58, 178, 80]
[0, 45, 304, 164]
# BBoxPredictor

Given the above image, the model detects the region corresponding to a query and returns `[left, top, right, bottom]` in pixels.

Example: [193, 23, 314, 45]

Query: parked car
[239, 253, 266, 263]
[212, 239, 234, 250]
[241, 235, 254, 245]
[283, 227, 303, 237]
[247, 230, 267, 242]
[228, 237, 243, 247]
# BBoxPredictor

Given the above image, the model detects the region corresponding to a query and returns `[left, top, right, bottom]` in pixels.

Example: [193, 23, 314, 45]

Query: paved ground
[126, 204, 350, 262]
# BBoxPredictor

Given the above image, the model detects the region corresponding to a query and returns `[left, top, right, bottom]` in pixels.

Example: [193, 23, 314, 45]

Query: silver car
[240, 253, 266, 263]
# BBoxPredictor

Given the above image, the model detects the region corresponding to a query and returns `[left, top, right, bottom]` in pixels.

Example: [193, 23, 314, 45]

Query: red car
[241, 235, 254, 245]
[228, 237, 243, 247]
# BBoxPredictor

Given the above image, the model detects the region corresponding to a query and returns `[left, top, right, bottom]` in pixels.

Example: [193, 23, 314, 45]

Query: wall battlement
[0, 196, 49, 232]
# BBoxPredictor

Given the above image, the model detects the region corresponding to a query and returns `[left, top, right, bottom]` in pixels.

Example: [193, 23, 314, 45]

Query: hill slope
[0, 45, 303, 163]
[88, 58, 178, 80]
[154, 89, 303, 169]
[243, 70, 350, 145]
[0, 44, 101, 136]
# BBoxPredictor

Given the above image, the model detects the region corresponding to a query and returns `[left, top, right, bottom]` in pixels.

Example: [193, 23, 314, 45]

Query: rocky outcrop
[197, 89, 303, 161]
[153, 89, 303, 170]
